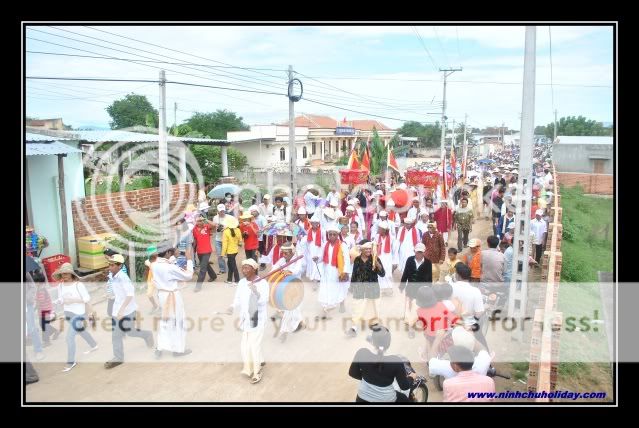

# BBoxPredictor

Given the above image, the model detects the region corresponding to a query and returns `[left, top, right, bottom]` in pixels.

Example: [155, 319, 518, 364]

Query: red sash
[377, 234, 391, 254]
[399, 227, 418, 246]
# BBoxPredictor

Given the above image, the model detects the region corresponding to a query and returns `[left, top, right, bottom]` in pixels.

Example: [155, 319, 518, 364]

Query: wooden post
[57, 154, 69, 256]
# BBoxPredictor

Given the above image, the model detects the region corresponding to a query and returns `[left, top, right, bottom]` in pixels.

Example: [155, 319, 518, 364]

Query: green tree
[106, 94, 158, 130]
[534, 125, 546, 135]
[355, 128, 387, 176]
[543, 116, 612, 138]
[396, 121, 441, 147]
[184, 110, 249, 139]
[189, 145, 248, 184]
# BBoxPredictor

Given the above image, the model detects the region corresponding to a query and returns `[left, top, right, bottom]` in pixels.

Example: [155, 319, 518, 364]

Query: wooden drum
[268, 271, 305, 311]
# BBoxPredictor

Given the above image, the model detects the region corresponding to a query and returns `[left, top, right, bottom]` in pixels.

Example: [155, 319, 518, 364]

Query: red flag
[361, 147, 370, 171]
[347, 149, 360, 170]
[388, 148, 400, 173]
[450, 146, 457, 180]
[441, 158, 448, 199]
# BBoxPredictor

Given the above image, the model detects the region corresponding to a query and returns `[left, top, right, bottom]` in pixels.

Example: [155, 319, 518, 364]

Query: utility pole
[439, 67, 462, 166]
[462, 113, 468, 179]
[158, 70, 169, 238]
[553, 109, 558, 143]
[288, 65, 298, 198]
[508, 26, 536, 340]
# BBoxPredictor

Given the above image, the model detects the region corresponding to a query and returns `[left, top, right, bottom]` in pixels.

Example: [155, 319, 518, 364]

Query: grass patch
[85, 175, 154, 196]
[555, 184, 613, 388]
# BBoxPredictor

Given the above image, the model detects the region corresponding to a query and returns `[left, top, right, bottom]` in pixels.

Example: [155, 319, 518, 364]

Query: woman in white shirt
[53, 263, 98, 372]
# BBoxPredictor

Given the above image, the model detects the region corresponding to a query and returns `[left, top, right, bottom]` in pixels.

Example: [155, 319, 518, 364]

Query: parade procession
[23, 23, 614, 405]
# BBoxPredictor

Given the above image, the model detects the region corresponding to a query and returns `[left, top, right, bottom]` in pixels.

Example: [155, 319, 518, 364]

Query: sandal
[251, 372, 262, 384]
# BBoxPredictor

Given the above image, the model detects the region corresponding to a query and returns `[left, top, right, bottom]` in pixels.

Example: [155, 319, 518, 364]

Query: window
[303, 146, 308, 159]
[280, 147, 286, 161]
[335, 141, 339, 153]
[312, 142, 316, 155]
[593, 159, 605, 174]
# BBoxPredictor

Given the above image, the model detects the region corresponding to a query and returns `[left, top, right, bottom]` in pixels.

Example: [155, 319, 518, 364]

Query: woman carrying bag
[52, 263, 98, 372]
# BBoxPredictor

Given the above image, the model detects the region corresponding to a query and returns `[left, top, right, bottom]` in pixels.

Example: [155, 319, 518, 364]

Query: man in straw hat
[374, 221, 398, 296]
[104, 254, 154, 369]
[422, 221, 447, 282]
[226, 258, 269, 384]
[317, 223, 352, 319]
[305, 211, 325, 285]
[395, 216, 420, 281]
[345, 240, 385, 338]
[151, 242, 194, 359]
[269, 243, 306, 343]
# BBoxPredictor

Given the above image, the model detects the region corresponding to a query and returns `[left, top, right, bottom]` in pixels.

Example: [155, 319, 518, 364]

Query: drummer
[268, 243, 305, 343]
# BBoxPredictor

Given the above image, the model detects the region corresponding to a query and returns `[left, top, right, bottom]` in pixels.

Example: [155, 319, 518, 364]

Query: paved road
[26, 216, 525, 403]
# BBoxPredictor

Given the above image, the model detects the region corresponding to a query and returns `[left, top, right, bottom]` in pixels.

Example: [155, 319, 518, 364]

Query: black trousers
[535, 244, 543, 264]
[227, 253, 240, 282]
[245, 249, 258, 263]
[196, 252, 217, 288]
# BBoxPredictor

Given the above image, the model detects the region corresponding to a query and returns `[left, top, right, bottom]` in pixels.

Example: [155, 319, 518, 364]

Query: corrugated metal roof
[556, 136, 613, 145]
[25, 132, 72, 142]
[26, 142, 83, 156]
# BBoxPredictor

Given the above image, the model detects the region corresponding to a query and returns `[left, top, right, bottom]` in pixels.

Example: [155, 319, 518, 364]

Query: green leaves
[540, 116, 613, 138]
[183, 110, 249, 140]
[396, 121, 442, 147]
[106, 94, 159, 130]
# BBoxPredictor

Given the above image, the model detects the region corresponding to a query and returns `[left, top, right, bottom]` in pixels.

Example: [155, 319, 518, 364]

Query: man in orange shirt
[463, 239, 482, 282]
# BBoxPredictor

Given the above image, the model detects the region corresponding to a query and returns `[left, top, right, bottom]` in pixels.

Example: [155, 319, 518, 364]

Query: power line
[28, 28, 287, 94]
[432, 26, 450, 69]
[83, 25, 287, 80]
[412, 26, 439, 72]
[294, 75, 611, 88]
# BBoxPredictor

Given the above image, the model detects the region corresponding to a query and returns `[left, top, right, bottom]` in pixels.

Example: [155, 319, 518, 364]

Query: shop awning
[26, 142, 83, 156]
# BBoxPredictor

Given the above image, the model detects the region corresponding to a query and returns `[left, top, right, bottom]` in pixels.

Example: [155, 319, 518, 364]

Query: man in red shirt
[192, 215, 218, 292]
[239, 212, 259, 263]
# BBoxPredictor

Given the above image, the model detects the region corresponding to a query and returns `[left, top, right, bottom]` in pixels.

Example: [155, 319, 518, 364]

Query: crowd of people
[25, 143, 557, 402]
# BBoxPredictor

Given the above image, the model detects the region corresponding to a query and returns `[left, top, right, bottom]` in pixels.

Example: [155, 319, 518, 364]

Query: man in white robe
[371, 210, 397, 240]
[151, 242, 195, 358]
[395, 217, 420, 276]
[305, 212, 325, 285]
[317, 224, 352, 319]
[226, 258, 270, 384]
[269, 243, 305, 342]
[374, 221, 398, 296]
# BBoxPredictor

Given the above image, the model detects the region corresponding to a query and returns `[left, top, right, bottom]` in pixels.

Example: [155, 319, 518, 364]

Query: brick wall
[72, 183, 197, 239]
[557, 172, 613, 195]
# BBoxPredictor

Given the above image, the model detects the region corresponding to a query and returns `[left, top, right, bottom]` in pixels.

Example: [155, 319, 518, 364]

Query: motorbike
[478, 283, 509, 337]
[394, 355, 429, 403]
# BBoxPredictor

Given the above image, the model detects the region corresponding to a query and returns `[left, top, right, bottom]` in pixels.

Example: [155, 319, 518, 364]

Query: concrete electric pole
[439, 67, 462, 166]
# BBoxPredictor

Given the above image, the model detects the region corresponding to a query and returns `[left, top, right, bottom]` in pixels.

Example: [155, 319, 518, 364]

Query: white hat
[241, 258, 259, 270]
[452, 326, 476, 351]
[386, 199, 395, 207]
[347, 198, 356, 206]
[326, 224, 340, 233]
[419, 211, 429, 217]
[468, 238, 482, 248]
[404, 216, 416, 224]
[379, 210, 388, 217]
[249, 205, 259, 213]
[398, 183, 408, 189]
[346, 205, 355, 211]
[281, 243, 295, 251]
[373, 190, 383, 197]
[414, 243, 426, 252]
[263, 194, 271, 199]
[198, 201, 210, 211]
[310, 211, 321, 223]
[109, 254, 125, 264]
[412, 197, 420, 202]
[298, 207, 307, 215]
[325, 209, 338, 220]
[535, 209, 545, 216]
[377, 221, 389, 230]
[329, 199, 339, 207]
[511, 169, 519, 174]
[217, 204, 226, 212]
[360, 241, 373, 250]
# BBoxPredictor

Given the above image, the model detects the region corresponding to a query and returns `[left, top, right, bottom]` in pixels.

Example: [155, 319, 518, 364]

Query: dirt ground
[25, 215, 537, 403]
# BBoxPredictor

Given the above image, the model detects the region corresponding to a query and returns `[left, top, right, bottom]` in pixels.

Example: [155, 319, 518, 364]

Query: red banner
[339, 169, 369, 185]
[405, 170, 440, 188]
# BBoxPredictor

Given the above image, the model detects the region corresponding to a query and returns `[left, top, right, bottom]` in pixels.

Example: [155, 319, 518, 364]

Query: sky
[25, 24, 614, 132]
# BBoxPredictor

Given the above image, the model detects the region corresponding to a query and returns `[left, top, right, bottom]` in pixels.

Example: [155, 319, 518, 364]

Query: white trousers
[241, 328, 265, 376]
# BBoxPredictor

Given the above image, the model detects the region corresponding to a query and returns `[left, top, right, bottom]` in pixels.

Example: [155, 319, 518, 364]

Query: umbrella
[207, 183, 240, 199]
